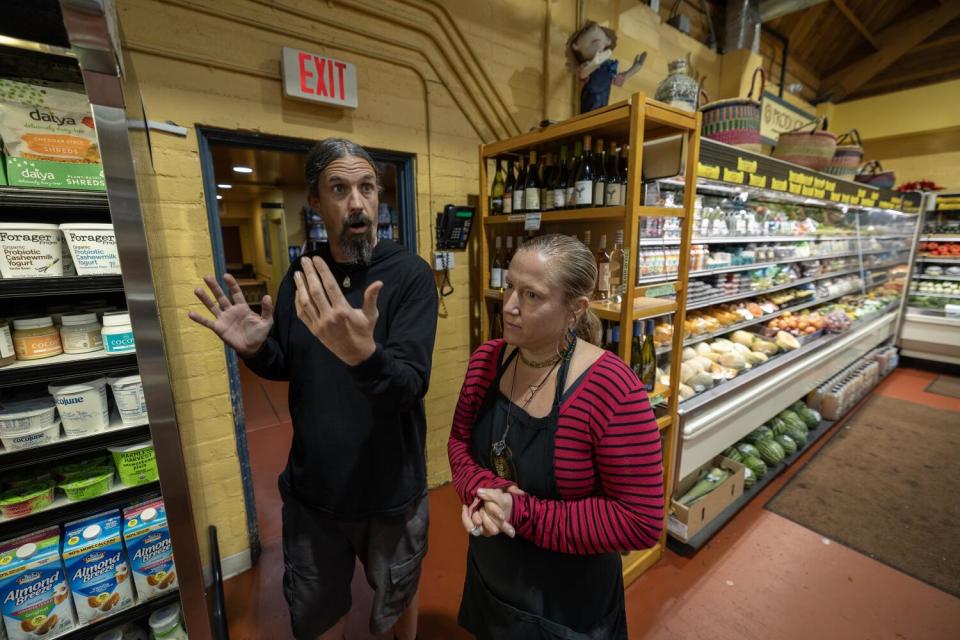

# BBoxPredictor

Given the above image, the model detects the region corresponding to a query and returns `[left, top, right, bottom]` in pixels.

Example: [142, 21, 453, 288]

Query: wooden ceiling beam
[818, 1, 960, 101]
[913, 32, 960, 53]
[854, 59, 960, 94]
[831, 0, 880, 49]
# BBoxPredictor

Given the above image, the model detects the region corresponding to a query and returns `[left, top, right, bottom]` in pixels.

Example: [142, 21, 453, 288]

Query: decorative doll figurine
[566, 21, 647, 114]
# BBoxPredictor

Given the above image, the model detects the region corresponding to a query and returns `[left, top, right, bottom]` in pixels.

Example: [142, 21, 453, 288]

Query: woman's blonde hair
[517, 233, 603, 346]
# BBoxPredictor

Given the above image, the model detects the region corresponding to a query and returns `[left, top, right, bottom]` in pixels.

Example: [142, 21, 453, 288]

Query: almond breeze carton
[62, 510, 135, 623]
[123, 499, 176, 601]
[0, 527, 75, 640]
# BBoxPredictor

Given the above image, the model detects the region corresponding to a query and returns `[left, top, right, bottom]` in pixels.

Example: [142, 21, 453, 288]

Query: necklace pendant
[489, 445, 516, 481]
[343, 276, 351, 288]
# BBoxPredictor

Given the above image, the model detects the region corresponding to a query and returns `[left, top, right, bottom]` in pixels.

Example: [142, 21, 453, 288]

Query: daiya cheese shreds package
[0, 79, 105, 191]
[123, 499, 177, 600]
[0, 527, 75, 640]
[62, 510, 135, 623]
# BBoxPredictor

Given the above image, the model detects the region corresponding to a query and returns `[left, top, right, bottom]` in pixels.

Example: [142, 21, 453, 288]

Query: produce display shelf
[916, 256, 960, 264]
[908, 291, 960, 299]
[0, 186, 109, 210]
[686, 265, 863, 311]
[0, 421, 150, 474]
[0, 480, 160, 538]
[668, 418, 837, 555]
[660, 289, 854, 353]
[0, 275, 124, 299]
[912, 274, 960, 281]
[57, 590, 180, 640]
[0, 351, 137, 387]
[920, 235, 960, 242]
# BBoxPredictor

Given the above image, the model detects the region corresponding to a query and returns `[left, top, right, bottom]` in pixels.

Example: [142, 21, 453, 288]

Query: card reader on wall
[436, 204, 475, 250]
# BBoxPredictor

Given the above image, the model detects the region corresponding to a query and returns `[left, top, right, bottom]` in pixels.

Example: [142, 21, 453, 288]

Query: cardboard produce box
[668, 456, 745, 543]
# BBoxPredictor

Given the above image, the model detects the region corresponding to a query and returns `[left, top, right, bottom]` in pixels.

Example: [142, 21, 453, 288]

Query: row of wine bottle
[603, 319, 657, 393]
[489, 135, 629, 214]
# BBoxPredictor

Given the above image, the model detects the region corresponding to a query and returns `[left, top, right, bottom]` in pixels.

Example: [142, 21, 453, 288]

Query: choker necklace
[519, 350, 560, 368]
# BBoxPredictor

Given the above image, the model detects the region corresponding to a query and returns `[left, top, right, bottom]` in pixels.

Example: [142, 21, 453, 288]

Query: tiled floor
[224, 363, 960, 639]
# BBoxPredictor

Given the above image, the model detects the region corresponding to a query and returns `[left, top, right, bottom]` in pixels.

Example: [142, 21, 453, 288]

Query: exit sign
[282, 47, 358, 109]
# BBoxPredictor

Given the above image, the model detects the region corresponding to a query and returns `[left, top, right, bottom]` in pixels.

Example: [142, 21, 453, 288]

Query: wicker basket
[855, 160, 896, 189]
[699, 68, 765, 153]
[825, 129, 863, 179]
[772, 117, 837, 171]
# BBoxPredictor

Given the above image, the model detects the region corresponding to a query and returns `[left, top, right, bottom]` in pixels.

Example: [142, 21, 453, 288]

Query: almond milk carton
[122, 499, 176, 600]
[0, 527, 75, 640]
[62, 511, 135, 623]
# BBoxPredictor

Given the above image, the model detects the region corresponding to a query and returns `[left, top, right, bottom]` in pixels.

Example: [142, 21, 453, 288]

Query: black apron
[458, 346, 627, 640]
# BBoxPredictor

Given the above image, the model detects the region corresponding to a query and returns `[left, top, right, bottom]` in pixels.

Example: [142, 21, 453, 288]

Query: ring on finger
[470, 525, 483, 537]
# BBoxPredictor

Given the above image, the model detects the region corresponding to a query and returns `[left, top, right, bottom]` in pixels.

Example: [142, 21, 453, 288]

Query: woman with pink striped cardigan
[448, 234, 665, 639]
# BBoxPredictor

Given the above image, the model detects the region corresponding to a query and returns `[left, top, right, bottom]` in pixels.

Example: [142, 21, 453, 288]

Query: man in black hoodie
[189, 138, 437, 640]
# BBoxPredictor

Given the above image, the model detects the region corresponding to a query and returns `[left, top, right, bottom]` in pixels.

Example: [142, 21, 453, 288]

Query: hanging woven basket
[825, 129, 863, 180]
[854, 160, 896, 189]
[699, 67, 765, 153]
[772, 116, 837, 171]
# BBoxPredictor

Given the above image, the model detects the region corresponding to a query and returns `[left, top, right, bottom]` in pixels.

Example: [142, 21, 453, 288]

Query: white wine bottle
[574, 135, 593, 208]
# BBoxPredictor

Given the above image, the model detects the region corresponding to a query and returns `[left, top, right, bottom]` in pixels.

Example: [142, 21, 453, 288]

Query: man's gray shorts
[281, 490, 428, 638]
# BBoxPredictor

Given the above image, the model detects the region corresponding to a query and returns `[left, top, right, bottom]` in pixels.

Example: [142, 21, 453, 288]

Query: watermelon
[742, 455, 767, 479]
[745, 426, 775, 445]
[797, 406, 821, 429]
[791, 400, 807, 413]
[775, 433, 797, 455]
[779, 410, 804, 427]
[756, 439, 785, 465]
[783, 413, 808, 433]
[769, 417, 788, 437]
[743, 466, 756, 489]
[784, 423, 807, 445]
[736, 442, 761, 458]
[723, 447, 744, 463]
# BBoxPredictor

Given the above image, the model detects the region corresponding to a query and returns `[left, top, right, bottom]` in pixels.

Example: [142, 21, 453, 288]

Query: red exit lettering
[297, 55, 348, 100]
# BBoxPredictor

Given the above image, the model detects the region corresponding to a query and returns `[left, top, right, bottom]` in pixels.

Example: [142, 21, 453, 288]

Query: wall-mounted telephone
[436, 204, 475, 250]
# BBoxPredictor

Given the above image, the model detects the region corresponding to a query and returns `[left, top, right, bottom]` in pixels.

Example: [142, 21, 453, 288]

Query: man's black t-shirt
[244, 240, 438, 520]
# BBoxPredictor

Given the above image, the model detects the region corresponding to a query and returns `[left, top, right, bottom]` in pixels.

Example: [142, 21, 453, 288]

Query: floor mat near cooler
[766, 395, 960, 597]
[925, 374, 960, 399]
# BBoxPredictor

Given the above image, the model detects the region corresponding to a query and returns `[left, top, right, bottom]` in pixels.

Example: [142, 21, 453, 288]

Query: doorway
[196, 128, 417, 588]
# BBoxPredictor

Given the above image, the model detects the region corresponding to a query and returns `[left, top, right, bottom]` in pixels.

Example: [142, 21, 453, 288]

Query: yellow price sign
[789, 170, 814, 186]
[698, 163, 721, 180]
[736, 157, 758, 173]
[789, 183, 803, 194]
[749, 174, 767, 188]
[879, 202, 892, 209]
[814, 188, 826, 199]
[857, 188, 867, 198]
[723, 168, 745, 184]
[892, 196, 902, 207]
[814, 177, 826, 189]
[841, 194, 851, 204]
[825, 180, 837, 191]
[850, 196, 861, 205]
[771, 178, 788, 191]
[801, 185, 815, 197]
[830, 192, 842, 202]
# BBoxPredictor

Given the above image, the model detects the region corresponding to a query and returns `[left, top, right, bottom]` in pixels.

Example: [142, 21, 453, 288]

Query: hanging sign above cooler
[281, 47, 359, 109]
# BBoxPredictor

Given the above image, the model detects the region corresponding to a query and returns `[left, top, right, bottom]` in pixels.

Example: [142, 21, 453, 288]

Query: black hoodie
[244, 240, 438, 519]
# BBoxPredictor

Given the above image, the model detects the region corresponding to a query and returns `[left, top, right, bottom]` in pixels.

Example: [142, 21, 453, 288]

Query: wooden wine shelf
[621, 544, 663, 585]
[657, 415, 672, 431]
[484, 206, 625, 225]
[638, 205, 686, 218]
[484, 289, 677, 322]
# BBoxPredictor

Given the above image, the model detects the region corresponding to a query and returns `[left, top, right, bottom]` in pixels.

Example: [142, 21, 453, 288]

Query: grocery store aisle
[224, 364, 960, 639]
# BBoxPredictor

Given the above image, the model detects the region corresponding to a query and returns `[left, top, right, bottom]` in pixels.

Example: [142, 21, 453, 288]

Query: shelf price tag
[698, 163, 721, 180]
[892, 196, 902, 207]
[830, 192, 842, 202]
[646, 283, 676, 298]
[723, 168, 745, 184]
[825, 180, 837, 191]
[789, 170, 813, 186]
[749, 174, 767, 188]
[879, 201, 893, 209]
[524, 212, 542, 231]
[841, 194, 852, 204]
[814, 188, 826, 198]
[850, 196, 860, 205]
[507, 214, 525, 223]
[736, 157, 758, 173]
[857, 188, 867, 198]
[771, 178, 788, 191]
[789, 183, 803, 194]
[814, 177, 826, 189]
[801, 185, 815, 197]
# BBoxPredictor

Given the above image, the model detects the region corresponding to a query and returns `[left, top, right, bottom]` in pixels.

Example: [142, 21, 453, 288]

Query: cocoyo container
[48, 377, 110, 437]
[0, 223, 62, 277]
[58, 223, 121, 275]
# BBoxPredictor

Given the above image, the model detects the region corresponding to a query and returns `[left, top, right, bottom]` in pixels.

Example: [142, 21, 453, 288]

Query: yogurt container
[0, 321, 14, 368]
[12, 317, 62, 360]
[94, 630, 124, 640]
[59, 223, 121, 275]
[0, 421, 61, 452]
[48, 377, 109, 437]
[101, 313, 135, 355]
[109, 441, 157, 486]
[0, 527, 76, 640]
[59, 467, 114, 502]
[60, 313, 103, 355]
[123, 499, 177, 601]
[147, 604, 187, 640]
[62, 510, 135, 623]
[108, 375, 148, 426]
[0, 481, 55, 520]
[0, 399, 56, 437]
[0, 223, 63, 278]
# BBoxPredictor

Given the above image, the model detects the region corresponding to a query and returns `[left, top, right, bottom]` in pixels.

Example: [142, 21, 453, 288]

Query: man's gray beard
[339, 232, 374, 265]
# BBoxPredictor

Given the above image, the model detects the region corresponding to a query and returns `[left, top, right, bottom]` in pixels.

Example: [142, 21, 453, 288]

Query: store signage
[814, 188, 825, 199]
[760, 92, 816, 146]
[723, 168, 745, 184]
[825, 180, 837, 191]
[857, 188, 867, 198]
[697, 163, 721, 180]
[749, 174, 767, 188]
[771, 178, 787, 191]
[736, 157, 757, 173]
[813, 177, 826, 189]
[525, 213, 542, 231]
[789, 170, 813, 186]
[830, 193, 842, 202]
[281, 47, 358, 108]
[789, 183, 802, 195]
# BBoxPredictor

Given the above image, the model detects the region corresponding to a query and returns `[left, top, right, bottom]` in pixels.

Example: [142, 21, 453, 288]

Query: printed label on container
[0, 326, 13, 359]
[489, 268, 503, 289]
[593, 182, 605, 207]
[0, 528, 75, 640]
[62, 512, 134, 624]
[104, 332, 136, 354]
[597, 264, 611, 293]
[62, 230, 121, 275]
[123, 500, 177, 601]
[604, 183, 620, 207]
[574, 180, 592, 206]
[0, 229, 61, 278]
[551, 189, 566, 210]
[523, 189, 540, 212]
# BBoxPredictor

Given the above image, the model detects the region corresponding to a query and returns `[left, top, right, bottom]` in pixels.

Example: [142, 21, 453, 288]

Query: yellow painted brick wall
[117, 0, 722, 560]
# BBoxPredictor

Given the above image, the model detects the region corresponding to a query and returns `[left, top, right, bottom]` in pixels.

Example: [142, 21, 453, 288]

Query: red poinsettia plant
[896, 180, 944, 192]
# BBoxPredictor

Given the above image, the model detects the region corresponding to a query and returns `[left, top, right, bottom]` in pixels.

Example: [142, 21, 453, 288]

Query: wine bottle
[607, 324, 620, 354]
[641, 319, 657, 392]
[523, 150, 540, 213]
[593, 139, 607, 207]
[490, 236, 504, 289]
[540, 153, 552, 211]
[491, 303, 504, 339]
[553, 146, 568, 210]
[631, 321, 642, 377]
[505, 235, 514, 271]
[566, 141, 581, 208]
[621, 145, 630, 206]
[503, 159, 515, 214]
[513, 155, 526, 213]
[574, 135, 593, 208]
[595, 233, 611, 300]
[605, 146, 622, 207]
[583, 229, 592, 251]
[609, 230, 625, 299]
[490, 158, 505, 214]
